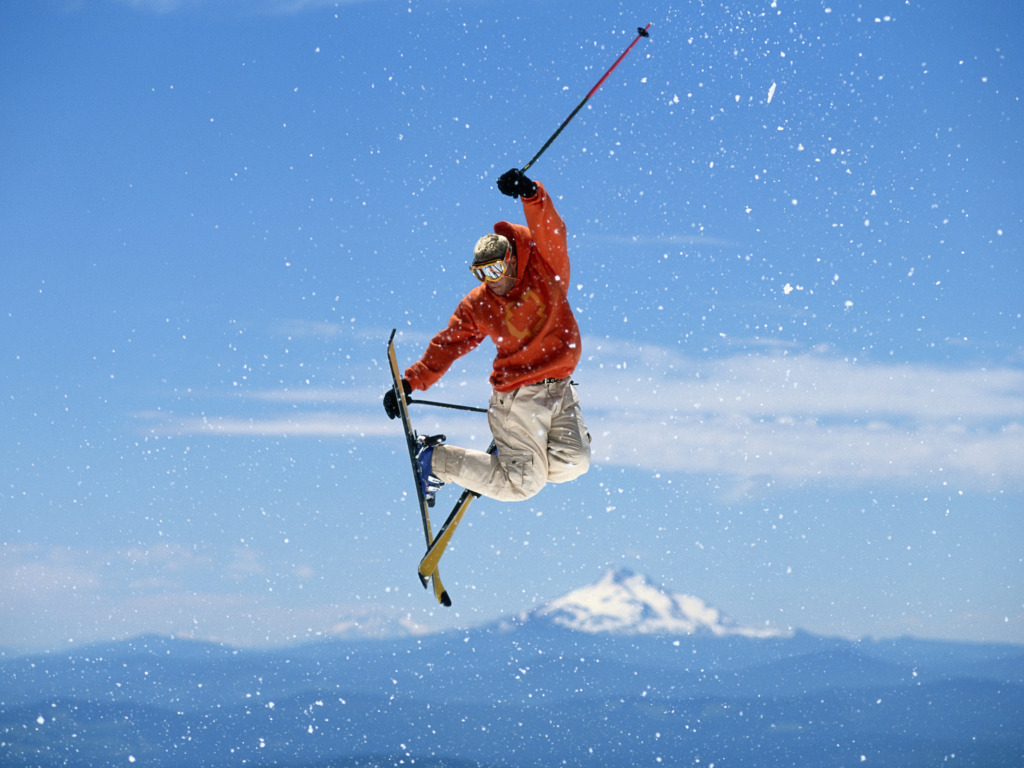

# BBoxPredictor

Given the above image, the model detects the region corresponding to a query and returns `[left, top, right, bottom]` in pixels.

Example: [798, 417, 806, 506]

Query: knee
[547, 442, 591, 484]
[548, 455, 590, 484]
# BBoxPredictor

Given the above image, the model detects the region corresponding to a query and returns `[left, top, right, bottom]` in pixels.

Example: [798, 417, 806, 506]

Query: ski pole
[407, 397, 488, 414]
[521, 24, 651, 173]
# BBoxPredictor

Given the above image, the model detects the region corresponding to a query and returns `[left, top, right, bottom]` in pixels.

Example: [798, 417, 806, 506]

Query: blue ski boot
[416, 434, 446, 506]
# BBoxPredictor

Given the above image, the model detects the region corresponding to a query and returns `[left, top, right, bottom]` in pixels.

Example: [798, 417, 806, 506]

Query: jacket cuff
[521, 180, 542, 202]
[404, 367, 424, 392]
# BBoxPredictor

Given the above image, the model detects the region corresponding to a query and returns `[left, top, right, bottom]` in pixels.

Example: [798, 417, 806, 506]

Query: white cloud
[581, 233, 742, 249]
[581, 339, 1024, 487]
[153, 412, 394, 437]
[0, 543, 420, 651]
[141, 337, 1024, 489]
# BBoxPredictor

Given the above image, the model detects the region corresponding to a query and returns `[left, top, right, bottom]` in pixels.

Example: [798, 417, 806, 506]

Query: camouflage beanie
[472, 234, 510, 266]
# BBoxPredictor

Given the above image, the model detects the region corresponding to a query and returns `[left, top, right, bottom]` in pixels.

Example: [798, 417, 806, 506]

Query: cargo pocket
[488, 389, 518, 432]
[501, 451, 541, 500]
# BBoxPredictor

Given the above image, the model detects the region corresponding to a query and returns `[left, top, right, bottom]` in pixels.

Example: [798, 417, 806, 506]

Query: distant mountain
[327, 607, 434, 639]
[522, 567, 790, 638]
[2, 580, 1022, 768]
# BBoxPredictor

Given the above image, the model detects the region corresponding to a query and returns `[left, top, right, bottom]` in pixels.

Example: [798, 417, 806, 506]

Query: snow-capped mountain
[526, 568, 789, 638]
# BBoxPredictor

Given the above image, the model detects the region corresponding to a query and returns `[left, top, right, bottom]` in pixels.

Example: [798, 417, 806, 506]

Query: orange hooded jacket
[405, 181, 581, 393]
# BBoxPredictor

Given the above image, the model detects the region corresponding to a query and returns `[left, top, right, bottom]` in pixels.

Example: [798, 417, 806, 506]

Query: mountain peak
[527, 568, 788, 638]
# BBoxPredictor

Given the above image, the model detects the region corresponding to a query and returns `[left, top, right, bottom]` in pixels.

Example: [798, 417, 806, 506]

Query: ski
[386, 329, 451, 607]
[417, 441, 496, 585]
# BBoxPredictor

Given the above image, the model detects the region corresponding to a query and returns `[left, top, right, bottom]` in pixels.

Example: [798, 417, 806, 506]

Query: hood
[493, 220, 533, 288]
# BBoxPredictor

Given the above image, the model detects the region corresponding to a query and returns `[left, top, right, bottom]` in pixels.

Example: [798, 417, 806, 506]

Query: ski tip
[418, 572, 429, 589]
[440, 591, 452, 608]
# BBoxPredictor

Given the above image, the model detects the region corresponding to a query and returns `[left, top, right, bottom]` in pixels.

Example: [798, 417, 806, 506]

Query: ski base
[387, 329, 449, 606]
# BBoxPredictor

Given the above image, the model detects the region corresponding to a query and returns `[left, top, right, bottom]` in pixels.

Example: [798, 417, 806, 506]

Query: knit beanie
[472, 233, 510, 266]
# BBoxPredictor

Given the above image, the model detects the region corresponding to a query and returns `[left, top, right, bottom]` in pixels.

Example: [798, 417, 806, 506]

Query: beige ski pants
[432, 378, 590, 502]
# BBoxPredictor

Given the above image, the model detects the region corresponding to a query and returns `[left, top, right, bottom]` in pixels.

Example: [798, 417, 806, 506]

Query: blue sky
[1, 0, 1022, 652]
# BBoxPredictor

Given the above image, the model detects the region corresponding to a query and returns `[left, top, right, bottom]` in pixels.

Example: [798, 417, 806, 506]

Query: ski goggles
[469, 252, 510, 282]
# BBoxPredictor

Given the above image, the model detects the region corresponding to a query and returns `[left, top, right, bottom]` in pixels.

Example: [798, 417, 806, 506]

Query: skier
[384, 168, 591, 504]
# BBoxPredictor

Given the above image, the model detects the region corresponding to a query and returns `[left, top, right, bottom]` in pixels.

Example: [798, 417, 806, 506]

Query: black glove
[383, 379, 412, 420]
[497, 168, 537, 199]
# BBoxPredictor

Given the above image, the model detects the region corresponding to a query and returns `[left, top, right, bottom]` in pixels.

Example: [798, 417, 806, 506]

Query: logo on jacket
[504, 288, 547, 340]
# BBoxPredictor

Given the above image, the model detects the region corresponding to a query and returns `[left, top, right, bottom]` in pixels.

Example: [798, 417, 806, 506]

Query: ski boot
[416, 434, 446, 507]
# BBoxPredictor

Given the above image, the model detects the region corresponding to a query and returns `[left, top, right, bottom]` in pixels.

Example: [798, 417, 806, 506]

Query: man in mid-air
[385, 167, 590, 504]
